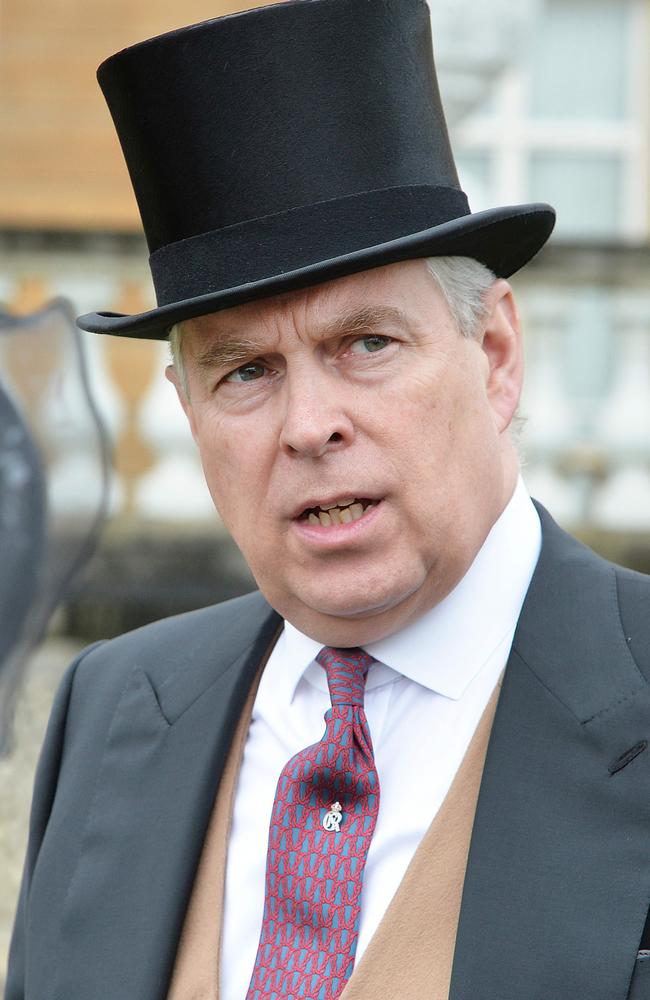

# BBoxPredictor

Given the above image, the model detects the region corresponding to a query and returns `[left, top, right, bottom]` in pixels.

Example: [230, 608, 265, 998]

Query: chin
[275, 578, 427, 645]
[295, 603, 416, 647]
[307, 580, 412, 619]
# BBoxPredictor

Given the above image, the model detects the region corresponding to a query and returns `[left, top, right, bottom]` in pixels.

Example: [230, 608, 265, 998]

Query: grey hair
[423, 256, 495, 339]
[168, 256, 497, 396]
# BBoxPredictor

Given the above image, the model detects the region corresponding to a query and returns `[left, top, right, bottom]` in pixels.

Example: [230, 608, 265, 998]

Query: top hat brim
[77, 203, 555, 340]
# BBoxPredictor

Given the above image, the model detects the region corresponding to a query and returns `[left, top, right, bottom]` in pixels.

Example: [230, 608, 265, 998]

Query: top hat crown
[77, 0, 555, 339]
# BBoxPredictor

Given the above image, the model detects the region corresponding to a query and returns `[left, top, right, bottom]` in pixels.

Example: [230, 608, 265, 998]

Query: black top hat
[77, 0, 555, 340]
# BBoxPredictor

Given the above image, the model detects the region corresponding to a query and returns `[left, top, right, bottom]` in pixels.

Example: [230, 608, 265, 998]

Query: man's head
[166, 257, 523, 646]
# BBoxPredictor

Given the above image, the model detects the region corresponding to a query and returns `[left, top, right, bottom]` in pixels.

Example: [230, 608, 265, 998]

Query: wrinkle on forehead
[183, 261, 449, 375]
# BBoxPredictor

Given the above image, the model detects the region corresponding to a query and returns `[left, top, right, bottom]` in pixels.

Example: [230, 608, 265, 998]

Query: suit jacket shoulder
[452, 503, 650, 1000]
[5, 590, 280, 1000]
[615, 561, 650, 683]
[69, 588, 275, 706]
[516, 503, 650, 722]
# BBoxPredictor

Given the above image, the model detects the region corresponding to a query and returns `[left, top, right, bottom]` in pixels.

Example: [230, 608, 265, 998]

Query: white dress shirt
[220, 478, 542, 1000]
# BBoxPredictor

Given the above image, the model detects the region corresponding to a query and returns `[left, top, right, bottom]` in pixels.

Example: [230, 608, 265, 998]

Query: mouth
[296, 497, 379, 527]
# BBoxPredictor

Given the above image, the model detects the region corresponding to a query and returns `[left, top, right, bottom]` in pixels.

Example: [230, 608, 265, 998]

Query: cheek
[393, 373, 491, 504]
[194, 417, 275, 533]
[390, 377, 461, 455]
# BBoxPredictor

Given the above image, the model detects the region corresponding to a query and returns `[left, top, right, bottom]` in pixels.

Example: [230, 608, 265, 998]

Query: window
[452, 0, 649, 241]
[530, 0, 628, 121]
[529, 153, 622, 238]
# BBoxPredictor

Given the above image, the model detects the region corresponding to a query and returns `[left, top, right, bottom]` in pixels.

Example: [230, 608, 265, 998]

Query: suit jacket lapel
[55, 594, 281, 1000]
[451, 506, 650, 1000]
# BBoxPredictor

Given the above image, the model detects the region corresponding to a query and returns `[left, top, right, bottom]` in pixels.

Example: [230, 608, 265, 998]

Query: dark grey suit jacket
[6, 505, 650, 1000]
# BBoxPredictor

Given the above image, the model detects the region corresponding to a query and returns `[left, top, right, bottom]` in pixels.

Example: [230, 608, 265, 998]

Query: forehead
[181, 259, 453, 353]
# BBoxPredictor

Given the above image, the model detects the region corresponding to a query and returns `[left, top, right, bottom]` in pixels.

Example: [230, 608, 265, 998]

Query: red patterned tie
[245, 646, 380, 1000]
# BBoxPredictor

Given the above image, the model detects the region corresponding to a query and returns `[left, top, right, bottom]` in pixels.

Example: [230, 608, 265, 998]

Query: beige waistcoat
[168, 674, 501, 1000]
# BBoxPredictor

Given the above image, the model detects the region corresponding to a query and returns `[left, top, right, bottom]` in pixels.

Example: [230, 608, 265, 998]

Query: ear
[479, 279, 524, 434]
[165, 364, 199, 442]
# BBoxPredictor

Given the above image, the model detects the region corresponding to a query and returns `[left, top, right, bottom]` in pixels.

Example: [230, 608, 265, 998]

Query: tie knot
[316, 646, 373, 707]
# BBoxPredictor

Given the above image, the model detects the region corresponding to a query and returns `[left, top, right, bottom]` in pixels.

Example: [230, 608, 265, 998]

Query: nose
[279, 369, 354, 458]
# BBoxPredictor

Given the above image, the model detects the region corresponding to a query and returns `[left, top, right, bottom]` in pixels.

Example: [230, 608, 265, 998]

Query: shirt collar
[277, 477, 541, 703]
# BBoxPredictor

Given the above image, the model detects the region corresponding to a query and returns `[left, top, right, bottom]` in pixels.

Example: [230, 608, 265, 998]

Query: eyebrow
[192, 305, 410, 373]
[193, 335, 269, 373]
[327, 305, 410, 336]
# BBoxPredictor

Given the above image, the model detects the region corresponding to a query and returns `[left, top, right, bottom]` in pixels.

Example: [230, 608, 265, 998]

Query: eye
[223, 361, 267, 383]
[348, 334, 392, 355]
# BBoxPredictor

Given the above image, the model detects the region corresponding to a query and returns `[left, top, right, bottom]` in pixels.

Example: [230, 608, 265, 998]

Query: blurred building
[455, 0, 650, 538]
[1, 0, 649, 635]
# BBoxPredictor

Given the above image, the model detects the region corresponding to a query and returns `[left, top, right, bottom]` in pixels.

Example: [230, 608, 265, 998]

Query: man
[6, 1, 650, 999]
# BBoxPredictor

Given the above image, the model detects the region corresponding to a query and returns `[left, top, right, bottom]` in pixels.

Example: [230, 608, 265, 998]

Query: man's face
[169, 260, 522, 645]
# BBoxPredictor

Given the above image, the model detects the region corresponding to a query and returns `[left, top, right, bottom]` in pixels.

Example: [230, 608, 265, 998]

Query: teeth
[304, 498, 378, 526]
[321, 498, 355, 511]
